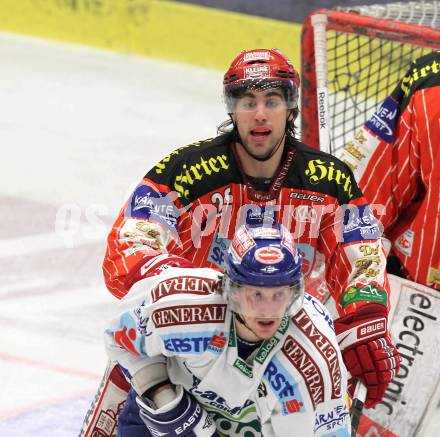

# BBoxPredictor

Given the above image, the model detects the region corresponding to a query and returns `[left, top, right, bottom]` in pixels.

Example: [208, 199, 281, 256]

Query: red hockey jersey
[103, 136, 391, 317]
[337, 51, 440, 290]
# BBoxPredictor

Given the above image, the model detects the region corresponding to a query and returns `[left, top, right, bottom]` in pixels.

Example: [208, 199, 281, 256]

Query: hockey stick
[350, 380, 367, 437]
[311, 13, 331, 154]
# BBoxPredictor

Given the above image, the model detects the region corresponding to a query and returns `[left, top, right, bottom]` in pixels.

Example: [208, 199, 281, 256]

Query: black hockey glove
[136, 385, 217, 436]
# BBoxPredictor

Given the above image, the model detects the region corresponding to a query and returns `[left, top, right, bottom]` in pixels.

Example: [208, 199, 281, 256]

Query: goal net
[300, 1, 440, 154]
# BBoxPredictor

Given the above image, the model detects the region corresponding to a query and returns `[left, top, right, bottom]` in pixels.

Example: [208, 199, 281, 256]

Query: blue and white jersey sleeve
[104, 266, 224, 379]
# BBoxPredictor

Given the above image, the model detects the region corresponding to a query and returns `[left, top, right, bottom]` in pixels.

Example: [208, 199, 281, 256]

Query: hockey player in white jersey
[105, 224, 351, 437]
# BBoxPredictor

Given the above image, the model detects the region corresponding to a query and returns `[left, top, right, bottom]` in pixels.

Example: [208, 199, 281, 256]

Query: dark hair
[217, 108, 299, 140]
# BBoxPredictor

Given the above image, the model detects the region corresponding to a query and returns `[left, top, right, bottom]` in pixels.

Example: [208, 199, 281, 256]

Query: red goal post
[300, 5, 440, 154]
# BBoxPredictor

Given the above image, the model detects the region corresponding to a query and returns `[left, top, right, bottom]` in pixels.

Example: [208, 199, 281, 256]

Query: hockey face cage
[223, 48, 300, 114]
[301, 3, 440, 154]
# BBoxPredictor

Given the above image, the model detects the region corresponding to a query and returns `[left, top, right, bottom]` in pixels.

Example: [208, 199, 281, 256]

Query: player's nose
[253, 102, 268, 121]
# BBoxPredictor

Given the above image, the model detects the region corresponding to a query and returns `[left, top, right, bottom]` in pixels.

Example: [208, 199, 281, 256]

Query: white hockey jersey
[105, 267, 351, 437]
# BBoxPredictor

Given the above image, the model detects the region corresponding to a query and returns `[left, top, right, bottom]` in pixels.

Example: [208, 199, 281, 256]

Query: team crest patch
[340, 283, 387, 308]
[125, 184, 179, 231]
[342, 204, 381, 243]
[244, 206, 276, 227]
[394, 229, 414, 257]
[365, 96, 399, 143]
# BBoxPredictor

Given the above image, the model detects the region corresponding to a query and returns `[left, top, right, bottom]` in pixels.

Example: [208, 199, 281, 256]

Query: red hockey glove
[334, 303, 400, 408]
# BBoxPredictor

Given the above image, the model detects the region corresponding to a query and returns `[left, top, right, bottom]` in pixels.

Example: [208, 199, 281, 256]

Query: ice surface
[0, 33, 223, 436]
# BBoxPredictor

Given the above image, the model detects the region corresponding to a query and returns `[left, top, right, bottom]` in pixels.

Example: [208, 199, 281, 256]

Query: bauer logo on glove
[334, 303, 401, 409]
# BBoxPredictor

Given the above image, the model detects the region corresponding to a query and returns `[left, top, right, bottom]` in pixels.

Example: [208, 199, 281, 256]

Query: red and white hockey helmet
[223, 48, 300, 114]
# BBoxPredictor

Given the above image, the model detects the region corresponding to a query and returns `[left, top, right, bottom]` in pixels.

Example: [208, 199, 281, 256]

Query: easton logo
[282, 336, 324, 408]
[293, 310, 342, 399]
[151, 276, 221, 302]
[152, 304, 227, 328]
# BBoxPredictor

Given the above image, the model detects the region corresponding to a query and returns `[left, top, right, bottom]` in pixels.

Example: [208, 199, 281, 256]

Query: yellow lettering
[153, 141, 208, 175]
[345, 142, 366, 161]
[305, 159, 353, 197]
[217, 155, 230, 170]
[155, 162, 166, 174]
[172, 153, 230, 199]
[343, 176, 353, 198]
[355, 130, 367, 144]
[174, 175, 189, 198]
[327, 162, 335, 181]
[189, 163, 203, 181]
[305, 159, 327, 183]
[420, 65, 430, 77]
[183, 164, 194, 185]
[412, 67, 419, 81]
[355, 258, 371, 269]
[366, 268, 380, 277]
[400, 76, 411, 97]
[431, 59, 440, 73]
[208, 157, 220, 172]
[200, 157, 212, 175]
[334, 168, 345, 184]
[360, 244, 379, 256]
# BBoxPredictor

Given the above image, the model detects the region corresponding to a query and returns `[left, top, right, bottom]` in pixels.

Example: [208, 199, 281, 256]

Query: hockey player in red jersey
[336, 51, 440, 436]
[337, 51, 440, 290]
[81, 48, 400, 436]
